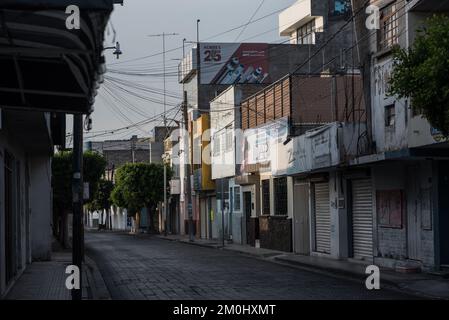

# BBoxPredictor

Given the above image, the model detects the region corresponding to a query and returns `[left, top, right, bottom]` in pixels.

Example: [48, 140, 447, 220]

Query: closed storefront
[351, 179, 374, 261]
[313, 182, 331, 254]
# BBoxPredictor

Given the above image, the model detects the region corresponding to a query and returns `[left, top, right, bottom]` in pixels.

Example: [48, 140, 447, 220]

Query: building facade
[0, 0, 115, 297]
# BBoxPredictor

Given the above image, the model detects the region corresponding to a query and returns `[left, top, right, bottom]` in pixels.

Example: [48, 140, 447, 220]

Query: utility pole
[72, 114, 84, 300]
[196, 19, 201, 90]
[148, 32, 179, 235]
[183, 91, 194, 242]
[131, 136, 136, 163]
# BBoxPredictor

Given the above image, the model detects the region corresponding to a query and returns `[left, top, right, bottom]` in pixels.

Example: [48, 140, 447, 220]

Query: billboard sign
[240, 117, 289, 174]
[200, 43, 270, 85]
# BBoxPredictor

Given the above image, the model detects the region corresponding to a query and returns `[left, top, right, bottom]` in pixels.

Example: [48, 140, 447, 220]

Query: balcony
[178, 48, 197, 84]
[279, 0, 324, 39]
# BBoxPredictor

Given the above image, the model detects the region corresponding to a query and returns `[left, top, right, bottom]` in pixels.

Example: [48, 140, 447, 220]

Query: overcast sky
[80, 0, 296, 142]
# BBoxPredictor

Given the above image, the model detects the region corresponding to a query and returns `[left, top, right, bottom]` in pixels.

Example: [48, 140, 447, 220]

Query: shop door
[352, 179, 374, 261]
[314, 182, 331, 254]
[293, 183, 310, 255]
[244, 192, 252, 245]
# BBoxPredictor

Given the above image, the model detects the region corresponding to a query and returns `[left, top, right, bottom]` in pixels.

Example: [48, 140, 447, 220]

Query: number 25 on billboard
[204, 50, 222, 62]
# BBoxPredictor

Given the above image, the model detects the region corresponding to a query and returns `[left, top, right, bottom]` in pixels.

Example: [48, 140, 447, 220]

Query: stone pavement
[5, 250, 110, 300]
[156, 234, 449, 300]
[86, 231, 415, 300]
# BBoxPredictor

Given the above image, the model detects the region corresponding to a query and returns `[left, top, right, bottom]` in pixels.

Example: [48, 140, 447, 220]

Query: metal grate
[262, 179, 270, 215]
[379, 2, 399, 51]
[274, 177, 288, 215]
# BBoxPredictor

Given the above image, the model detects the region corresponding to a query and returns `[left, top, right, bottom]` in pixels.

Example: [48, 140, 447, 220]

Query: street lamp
[104, 42, 123, 59]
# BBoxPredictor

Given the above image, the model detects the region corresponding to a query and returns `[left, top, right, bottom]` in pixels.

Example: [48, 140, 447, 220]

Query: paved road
[85, 231, 414, 300]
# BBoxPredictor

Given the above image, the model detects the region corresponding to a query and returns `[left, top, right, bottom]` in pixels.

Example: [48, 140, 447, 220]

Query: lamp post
[104, 42, 123, 59]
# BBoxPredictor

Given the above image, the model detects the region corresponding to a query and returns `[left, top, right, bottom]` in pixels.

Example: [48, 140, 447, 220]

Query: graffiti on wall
[329, 0, 352, 20]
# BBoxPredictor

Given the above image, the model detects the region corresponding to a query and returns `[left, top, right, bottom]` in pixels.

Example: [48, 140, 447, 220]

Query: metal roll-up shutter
[314, 182, 331, 254]
[352, 179, 374, 260]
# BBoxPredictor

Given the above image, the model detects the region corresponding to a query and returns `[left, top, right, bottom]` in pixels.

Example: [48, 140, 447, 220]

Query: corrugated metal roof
[0, 0, 115, 10]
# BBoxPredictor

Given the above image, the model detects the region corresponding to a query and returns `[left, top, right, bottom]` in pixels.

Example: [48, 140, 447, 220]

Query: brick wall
[248, 217, 259, 247]
[377, 227, 407, 260]
[259, 216, 292, 252]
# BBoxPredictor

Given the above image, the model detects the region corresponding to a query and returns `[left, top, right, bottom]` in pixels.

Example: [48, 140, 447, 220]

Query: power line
[107, 1, 306, 67]
[234, 0, 266, 41]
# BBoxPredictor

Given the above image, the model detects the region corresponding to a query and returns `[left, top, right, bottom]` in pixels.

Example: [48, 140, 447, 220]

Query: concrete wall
[1, 133, 53, 295]
[29, 155, 52, 261]
[372, 161, 435, 270]
[111, 206, 129, 231]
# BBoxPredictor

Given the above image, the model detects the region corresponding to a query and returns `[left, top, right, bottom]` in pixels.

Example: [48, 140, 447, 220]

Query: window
[297, 20, 315, 45]
[385, 104, 395, 127]
[262, 179, 270, 215]
[379, 2, 399, 51]
[213, 133, 221, 156]
[377, 190, 403, 229]
[225, 128, 233, 152]
[233, 186, 241, 211]
[274, 177, 288, 215]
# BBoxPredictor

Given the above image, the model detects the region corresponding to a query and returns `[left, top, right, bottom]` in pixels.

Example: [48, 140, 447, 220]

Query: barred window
[262, 179, 270, 215]
[385, 104, 396, 127]
[379, 2, 399, 51]
[274, 177, 288, 216]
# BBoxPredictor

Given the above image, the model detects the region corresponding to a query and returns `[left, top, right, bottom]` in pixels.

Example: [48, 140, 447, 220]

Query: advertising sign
[271, 123, 340, 176]
[241, 118, 289, 174]
[200, 43, 270, 85]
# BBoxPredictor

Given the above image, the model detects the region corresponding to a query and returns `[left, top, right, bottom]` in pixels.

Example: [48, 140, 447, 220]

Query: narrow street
[85, 231, 414, 300]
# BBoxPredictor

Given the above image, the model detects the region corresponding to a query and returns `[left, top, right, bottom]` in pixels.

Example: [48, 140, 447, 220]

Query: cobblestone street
[85, 231, 415, 300]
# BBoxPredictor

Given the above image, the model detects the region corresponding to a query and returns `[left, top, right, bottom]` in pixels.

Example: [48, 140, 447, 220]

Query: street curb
[221, 246, 285, 259]
[166, 236, 443, 300]
[156, 236, 222, 249]
[273, 256, 448, 300]
[84, 255, 111, 300]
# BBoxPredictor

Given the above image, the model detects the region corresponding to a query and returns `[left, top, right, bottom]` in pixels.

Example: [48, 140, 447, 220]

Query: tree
[88, 179, 114, 230]
[111, 163, 171, 233]
[52, 151, 107, 246]
[389, 15, 449, 136]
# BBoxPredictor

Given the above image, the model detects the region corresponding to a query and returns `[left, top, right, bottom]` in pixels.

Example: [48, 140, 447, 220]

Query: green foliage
[52, 151, 107, 212]
[88, 179, 114, 212]
[389, 15, 449, 136]
[111, 163, 171, 217]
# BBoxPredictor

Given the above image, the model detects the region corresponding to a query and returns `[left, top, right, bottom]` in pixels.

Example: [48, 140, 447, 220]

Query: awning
[0, 1, 114, 10]
[0, 0, 116, 114]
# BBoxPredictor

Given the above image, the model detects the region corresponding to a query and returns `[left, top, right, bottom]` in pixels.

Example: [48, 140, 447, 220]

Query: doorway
[293, 183, 310, 255]
[351, 179, 374, 261]
[439, 161, 449, 266]
[4, 151, 14, 285]
[243, 192, 252, 245]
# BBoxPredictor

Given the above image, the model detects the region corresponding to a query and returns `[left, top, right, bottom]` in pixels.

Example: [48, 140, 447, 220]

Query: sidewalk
[156, 234, 449, 300]
[5, 250, 110, 300]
